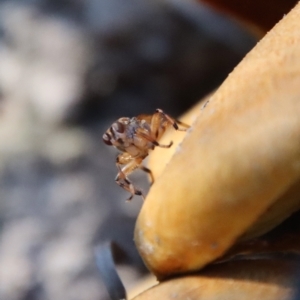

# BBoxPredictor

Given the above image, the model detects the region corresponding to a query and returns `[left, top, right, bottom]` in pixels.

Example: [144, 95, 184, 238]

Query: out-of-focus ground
[0, 0, 256, 299]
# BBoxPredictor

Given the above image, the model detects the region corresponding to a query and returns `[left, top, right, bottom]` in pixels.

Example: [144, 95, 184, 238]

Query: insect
[103, 109, 190, 201]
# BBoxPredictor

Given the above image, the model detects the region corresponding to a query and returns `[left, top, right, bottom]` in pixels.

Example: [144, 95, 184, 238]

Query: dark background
[0, 0, 256, 299]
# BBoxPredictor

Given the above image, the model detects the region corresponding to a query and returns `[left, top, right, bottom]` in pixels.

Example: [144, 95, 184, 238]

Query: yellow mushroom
[134, 2, 300, 279]
[132, 258, 300, 300]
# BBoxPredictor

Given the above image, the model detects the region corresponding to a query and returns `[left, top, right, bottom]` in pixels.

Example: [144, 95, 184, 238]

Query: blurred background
[0, 0, 256, 299]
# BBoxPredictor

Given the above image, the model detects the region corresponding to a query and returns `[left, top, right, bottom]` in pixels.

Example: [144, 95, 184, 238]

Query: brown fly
[103, 109, 190, 201]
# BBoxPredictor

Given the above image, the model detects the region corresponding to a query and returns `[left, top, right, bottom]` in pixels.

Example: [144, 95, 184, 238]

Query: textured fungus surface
[135, 2, 300, 279]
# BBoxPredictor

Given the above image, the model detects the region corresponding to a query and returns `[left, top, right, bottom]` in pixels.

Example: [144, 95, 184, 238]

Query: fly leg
[146, 109, 190, 145]
[139, 165, 154, 185]
[155, 108, 190, 131]
[135, 128, 173, 148]
[115, 155, 145, 201]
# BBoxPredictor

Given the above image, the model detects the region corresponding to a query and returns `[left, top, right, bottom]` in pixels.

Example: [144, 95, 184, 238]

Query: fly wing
[136, 114, 152, 123]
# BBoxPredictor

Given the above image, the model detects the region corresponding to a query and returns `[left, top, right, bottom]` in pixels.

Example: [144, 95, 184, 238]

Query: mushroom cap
[135, 2, 300, 279]
[132, 258, 300, 300]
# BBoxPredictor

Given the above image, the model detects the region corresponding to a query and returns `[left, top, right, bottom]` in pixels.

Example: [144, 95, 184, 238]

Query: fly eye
[112, 122, 125, 133]
[103, 133, 112, 146]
